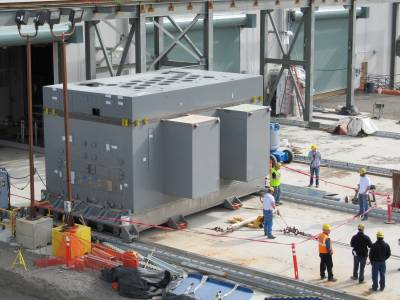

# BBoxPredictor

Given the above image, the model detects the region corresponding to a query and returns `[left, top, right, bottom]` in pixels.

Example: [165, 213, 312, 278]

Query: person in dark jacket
[350, 223, 372, 283]
[369, 231, 391, 291]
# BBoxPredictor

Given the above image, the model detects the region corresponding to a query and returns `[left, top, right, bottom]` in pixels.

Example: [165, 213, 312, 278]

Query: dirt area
[315, 92, 400, 121]
[0, 240, 125, 300]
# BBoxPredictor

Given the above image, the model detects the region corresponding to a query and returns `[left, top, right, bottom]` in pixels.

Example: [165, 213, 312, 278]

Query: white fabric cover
[336, 116, 379, 136]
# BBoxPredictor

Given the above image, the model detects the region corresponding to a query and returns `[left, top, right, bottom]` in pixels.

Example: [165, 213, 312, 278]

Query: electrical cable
[9, 173, 30, 180]
[35, 168, 47, 189]
[10, 181, 30, 191]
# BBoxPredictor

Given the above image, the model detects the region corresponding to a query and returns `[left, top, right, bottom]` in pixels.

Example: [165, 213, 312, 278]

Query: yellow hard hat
[322, 224, 331, 231]
[358, 223, 365, 231]
[275, 163, 282, 169]
[359, 168, 367, 175]
[377, 231, 384, 238]
[268, 186, 275, 193]
[311, 144, 317, 150]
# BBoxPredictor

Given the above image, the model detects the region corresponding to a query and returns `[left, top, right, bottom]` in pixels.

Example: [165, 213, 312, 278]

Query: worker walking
[350, 223, 372, 284]
[270, 163, 282, 205]
[318, 224, 337, 281]
[262, 187, 276, 239]
[308, 144, 321, 188]
[369, 231, 391, 291]
[357, 168, 371, 221]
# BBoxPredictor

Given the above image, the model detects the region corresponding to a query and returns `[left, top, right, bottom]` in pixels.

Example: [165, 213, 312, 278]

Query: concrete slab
[280, 125, 400, 170]
[315, 92, 400, 121]
[141, 198, 400, 300]
[16, 217, 53, 249]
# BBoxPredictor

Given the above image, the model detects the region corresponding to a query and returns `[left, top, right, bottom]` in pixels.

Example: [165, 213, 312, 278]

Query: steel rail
[92, 232, 365, 300]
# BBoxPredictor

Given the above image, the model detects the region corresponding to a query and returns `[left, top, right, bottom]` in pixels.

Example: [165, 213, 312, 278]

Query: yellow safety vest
[270, 168, 281, 187]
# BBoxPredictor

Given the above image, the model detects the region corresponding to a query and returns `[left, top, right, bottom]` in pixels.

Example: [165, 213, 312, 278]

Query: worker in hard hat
[308, 144, 322, 188]
[369, 231, 391, 291]
[350, 223, 372, 283]
[357, 168, 372, 221]
[261, 187, 276, 239]
[318, 224, 336, 281]
[270, 163, 282, 205]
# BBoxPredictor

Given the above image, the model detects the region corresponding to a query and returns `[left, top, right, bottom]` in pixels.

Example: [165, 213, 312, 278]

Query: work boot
[327, 277, 337, 282]
[267, 235, 276, 239]
[320, 275, 326, 280]
[350, 276, 358, 280]
[308, 184, 312, 187]
[316, 185, 319, 188]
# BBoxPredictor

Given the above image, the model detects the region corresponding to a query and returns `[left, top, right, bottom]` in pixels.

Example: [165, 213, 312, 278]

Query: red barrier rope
[282, 165, 390, 197]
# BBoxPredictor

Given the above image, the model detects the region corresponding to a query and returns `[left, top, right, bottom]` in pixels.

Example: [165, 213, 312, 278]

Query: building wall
[239, 4, 394, 93]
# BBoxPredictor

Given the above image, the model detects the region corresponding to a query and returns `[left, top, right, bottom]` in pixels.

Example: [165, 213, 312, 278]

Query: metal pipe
[61, 37, 74, 227]
[26, 36, 36, 220]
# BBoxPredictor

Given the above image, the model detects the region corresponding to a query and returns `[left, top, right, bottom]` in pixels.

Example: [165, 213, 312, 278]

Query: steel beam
[52, 41, 63, 83]
[162, 60, 202, 67]
[260, 10, 268, 105]
[94, 23, 115, 77]
[167, 16, 203, 59]
[390, 3, 399, 89]
[135, 13, 147, 73]
[303, 6, 315, 122]
[265, 58, 307, 67]
[116, 19, 135, 76]
[153, 17, 163, 70]
[346, 2, 357, 112]
[152, 18, 201, 63]
[84, 21, 97, 80]
[203, 3, 213, 70]
[150, 14, 201, 70]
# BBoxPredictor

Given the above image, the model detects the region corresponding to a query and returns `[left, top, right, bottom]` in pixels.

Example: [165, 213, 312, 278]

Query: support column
[135, 13, 147, 73]
[390, 3, 399, 89]
[303, 7, 315, 122]
[203, 3, 213, 70]
[260, 10, 268, 105]
[52, 41, 63, 83]
[346, 2, 357, 112]
[84, 21, 97, 80]
[154, 17, 164, 70]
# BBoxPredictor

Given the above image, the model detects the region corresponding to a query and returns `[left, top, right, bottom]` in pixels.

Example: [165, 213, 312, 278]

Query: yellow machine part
[246, 216, 264, 228]
[52, 224, 91, 258]
[227, 216, 245, 224]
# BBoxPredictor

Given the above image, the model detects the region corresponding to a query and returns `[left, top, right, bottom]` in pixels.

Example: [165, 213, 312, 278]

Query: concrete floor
[141, 198, 400, 300]
[315, 92, 400, 121]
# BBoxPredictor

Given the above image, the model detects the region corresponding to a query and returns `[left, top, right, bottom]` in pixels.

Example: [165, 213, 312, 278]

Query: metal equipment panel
[219, 104, 268, 181]
[163, 115, 220, 199]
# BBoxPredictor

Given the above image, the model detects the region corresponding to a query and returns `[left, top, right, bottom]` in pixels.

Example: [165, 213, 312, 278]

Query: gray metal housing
[42, 69, 269, 240]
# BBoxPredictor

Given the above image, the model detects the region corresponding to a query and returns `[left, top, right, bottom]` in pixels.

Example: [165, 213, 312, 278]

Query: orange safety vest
[318, 232, 333, 254]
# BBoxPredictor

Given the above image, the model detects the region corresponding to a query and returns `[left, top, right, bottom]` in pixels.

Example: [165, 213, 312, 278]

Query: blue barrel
[269, 122, 280, 151]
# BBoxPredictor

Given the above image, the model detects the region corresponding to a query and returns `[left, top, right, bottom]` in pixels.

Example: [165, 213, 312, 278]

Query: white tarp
[336, 116, 379, 136]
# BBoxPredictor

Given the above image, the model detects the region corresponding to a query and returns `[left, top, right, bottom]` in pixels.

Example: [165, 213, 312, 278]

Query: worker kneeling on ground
[261, 187, 276, 239]
[357, 168, 372, 221]
[318, 223, 337, 281]
[369, 231, 391, 291]
[350, 223, 372, 284]
[271, 163, 282, 205]
[308, 144, 321, 188]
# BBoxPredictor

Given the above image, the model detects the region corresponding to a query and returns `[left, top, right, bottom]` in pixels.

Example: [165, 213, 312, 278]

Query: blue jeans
[310, 166, 320, 186]
[371, 262, 386, 290]
[272, 186, 281, 204]
[263, 209, 273, 236]
[358, 193, 369, 219]
[353, 255, 367, 282]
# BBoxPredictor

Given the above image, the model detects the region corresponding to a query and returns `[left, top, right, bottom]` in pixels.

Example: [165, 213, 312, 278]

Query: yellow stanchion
[11, 248, 28, 271]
